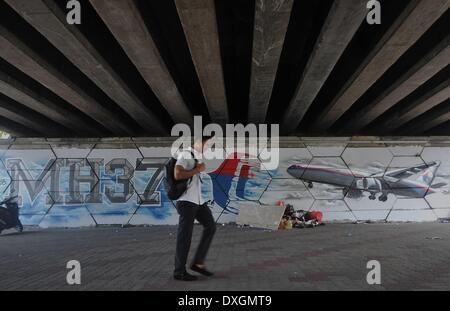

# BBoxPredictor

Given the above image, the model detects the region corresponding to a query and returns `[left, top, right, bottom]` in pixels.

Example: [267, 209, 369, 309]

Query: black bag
[165, 151, 197, 200]
[283, 204, 295, 217]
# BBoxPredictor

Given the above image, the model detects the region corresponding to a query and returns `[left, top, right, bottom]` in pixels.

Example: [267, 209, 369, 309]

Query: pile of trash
[278, 203, 324, 230]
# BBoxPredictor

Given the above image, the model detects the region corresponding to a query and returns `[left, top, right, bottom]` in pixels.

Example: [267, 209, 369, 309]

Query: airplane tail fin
[416, 161, 441, 187]
[208, 153, 259, 210]
[210, 152, 259, 176]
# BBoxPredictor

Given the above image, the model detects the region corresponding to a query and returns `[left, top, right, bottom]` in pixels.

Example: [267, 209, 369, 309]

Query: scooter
[0, 196, 23, 234]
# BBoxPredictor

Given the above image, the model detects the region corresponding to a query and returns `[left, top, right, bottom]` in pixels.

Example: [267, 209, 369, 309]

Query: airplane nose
[287, 165, 305, 179]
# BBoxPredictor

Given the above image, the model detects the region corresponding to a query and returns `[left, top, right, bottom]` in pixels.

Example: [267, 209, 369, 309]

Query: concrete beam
[0, 25, 133, 136]
[248, 0, 293, 124]
[426, 119, 450, 135]
[313, 0, 450, 132]
[378, 81, 450, 134]
[6, 0, 167, 135]
[175, 0, 229, 124]
[281, 0, 366, 134]
[89, 0, 193, 126]
[0, 93, 65, 136]
[344, 36, 450, 133]
[0, 116, 39, 137]
[398, 99, 450, 135]
[0, 70, 103, 136]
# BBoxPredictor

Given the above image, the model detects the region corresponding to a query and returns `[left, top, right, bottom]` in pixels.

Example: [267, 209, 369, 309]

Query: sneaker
[190, 264, 214, 277]
[173, 272, 198, 281]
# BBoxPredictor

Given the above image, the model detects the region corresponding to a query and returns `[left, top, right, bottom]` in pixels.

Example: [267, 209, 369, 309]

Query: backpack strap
[190, 151, 197, 165]
[188, 151, 202, 184]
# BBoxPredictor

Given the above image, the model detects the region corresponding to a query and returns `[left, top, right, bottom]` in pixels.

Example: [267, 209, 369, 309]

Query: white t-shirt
[175, 147, 206, 205]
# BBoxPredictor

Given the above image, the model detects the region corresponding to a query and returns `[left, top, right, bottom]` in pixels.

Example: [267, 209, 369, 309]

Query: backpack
[291, 210, 323, 229]
[283, 204, 295, 217]
[305, 211, 323, 222]
[164, 151, 197, 200]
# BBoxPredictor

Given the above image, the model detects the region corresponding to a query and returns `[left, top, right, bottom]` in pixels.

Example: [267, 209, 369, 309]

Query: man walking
[173, 136, 216, 281]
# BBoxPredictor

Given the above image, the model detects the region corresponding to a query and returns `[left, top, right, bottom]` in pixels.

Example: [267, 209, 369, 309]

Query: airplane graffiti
[287, 161, 447, 201]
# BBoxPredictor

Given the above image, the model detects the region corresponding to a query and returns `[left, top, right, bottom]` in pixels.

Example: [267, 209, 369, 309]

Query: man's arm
[174, 163, 205, 181]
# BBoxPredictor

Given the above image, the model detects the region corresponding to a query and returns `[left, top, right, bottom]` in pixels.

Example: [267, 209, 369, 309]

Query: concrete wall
[1, 137, 449, 228]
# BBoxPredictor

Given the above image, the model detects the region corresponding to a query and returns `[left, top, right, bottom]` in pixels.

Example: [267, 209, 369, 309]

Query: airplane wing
[431, 182, 448, 189]
[383, 162, 438, 180]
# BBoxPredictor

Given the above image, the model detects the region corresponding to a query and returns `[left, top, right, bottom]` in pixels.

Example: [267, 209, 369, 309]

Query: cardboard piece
[236, 202, 285, 230]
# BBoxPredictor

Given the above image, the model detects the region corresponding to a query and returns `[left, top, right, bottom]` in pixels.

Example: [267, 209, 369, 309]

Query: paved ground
[0, 223, 449, 291]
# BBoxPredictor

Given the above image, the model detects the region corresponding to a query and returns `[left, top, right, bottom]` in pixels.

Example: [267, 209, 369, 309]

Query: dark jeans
[174, 201, 217, 275]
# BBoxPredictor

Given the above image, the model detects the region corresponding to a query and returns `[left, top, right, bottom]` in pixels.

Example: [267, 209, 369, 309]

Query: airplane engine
[346, 188, 362, 198]
[363, 177, 382, 192]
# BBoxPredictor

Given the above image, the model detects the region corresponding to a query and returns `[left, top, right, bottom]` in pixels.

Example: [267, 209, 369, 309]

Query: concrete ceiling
[0, 0, 448, 137]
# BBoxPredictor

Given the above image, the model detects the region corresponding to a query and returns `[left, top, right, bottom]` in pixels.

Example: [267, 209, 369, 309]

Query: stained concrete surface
[0, 223, 449, 291]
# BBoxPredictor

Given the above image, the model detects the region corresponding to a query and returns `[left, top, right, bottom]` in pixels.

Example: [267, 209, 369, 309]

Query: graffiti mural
[0, 139, 449, 228]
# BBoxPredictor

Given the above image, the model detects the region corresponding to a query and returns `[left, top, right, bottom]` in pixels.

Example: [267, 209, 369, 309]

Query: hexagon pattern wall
[0, 138, 449, 228]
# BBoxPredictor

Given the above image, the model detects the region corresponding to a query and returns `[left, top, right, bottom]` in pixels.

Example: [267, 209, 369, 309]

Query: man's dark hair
[193, 135, 214, 145]
[202, 135, 214, 142]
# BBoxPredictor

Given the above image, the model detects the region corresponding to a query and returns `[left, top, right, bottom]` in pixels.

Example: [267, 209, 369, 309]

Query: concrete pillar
[248, 0, 293, 124]
[0, 116, 39, 137]
[313, 0, 450, 132]
[345, 38, 450, 133]
[281, 0, 367, 134]
[90, 0, 193, 126]
[175, 0, 229, 125]
[0, 94, 66, 136]
[6, 0, 167, 135]
[399, 99, 450, 134]
[0, 70, 103, 136]
[378, 82, 450, 134]
[0, 25, 133, 136]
